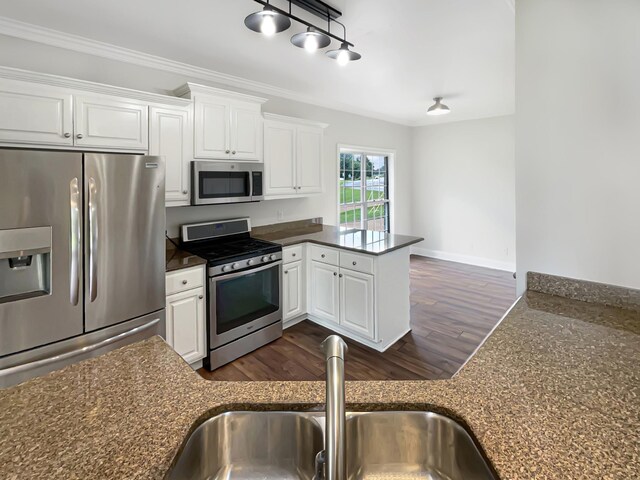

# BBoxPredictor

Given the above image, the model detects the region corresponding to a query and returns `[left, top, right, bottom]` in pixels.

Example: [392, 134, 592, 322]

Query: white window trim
[336, 144, 396, 233]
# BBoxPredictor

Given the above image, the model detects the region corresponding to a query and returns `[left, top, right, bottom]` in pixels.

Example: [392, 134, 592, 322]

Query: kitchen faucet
[315, 335, 348, 480]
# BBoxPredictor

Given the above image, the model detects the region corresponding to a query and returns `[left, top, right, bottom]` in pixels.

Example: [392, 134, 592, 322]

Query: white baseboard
[410, 247, 515, 272]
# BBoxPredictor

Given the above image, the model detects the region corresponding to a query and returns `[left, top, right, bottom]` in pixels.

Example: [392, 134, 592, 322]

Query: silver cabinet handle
[321, 254, 326, 258]
[88, 177, 98, 302]
[339, 273, 343, 278]
[352, 261, 357, 266]
[0, 318, 159, 378]
[182, 190, 188, 194]
[64, 132, 71, 138]
[284, 270, 289, 274]
[232, 150, 236, 155]
[198, 295, 203, 299]
[225, 149, 230, 154]
[333, 272, 337, 276]
[76, 134, 84, 139]
[69, 177, 81, 306]
[292, 253, 296, 257]
[182, 279, 188, 285]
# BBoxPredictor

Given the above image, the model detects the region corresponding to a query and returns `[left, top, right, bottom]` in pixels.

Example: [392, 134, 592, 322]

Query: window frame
[337, 145, 395, 233]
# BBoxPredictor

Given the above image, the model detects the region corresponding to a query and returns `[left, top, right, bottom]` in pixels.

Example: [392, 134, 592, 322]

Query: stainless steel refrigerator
[0, 149, 166, 387]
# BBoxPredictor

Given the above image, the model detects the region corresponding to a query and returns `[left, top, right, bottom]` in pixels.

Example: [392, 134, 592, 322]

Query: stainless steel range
[180, 218, 282, 370]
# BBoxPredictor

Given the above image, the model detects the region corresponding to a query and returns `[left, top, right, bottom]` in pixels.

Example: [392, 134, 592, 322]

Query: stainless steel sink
[167, 411, 324, 480]
[166, 411, 496, 480]
[345, 411, 497, 480]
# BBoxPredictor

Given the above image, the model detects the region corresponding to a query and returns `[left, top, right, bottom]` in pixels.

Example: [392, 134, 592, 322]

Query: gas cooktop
[182, 235, 281, 266]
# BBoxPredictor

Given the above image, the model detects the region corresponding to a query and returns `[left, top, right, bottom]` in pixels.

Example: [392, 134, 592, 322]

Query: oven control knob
[247, 259, 254, 266]
[261, 256, 269, 263]
[222, 265, 230, 272]
[269, 254, 277, 261]
[231, 262, 239, 270]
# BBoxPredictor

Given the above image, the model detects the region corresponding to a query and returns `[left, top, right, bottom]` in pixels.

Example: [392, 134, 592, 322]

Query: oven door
[191, 161, 253, 205]
[209, 261, 282, 349]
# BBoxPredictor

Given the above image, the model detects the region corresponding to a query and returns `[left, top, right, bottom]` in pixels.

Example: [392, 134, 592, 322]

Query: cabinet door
[283, 260, 304, 322]
[264, 121, 296, 196]
[194, 97, 230, 159]
[74, 94, 148, 150]
[309, 261, 339, 324]
[296, 126, 323, 194]
[339, 269, 375, 340]
[230, 104, 263, 161]
[0, 79, 73, 146]
[150, 105, 191, 205]
[165, 287, 206, 364]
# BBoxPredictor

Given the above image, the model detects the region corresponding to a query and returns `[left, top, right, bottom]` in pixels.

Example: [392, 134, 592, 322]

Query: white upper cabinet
[177, 83, 266, 162]
[74, 95, 148, 150]
[149, 104, 192, 206]
[195, 97, 229, 158]
[263, 113, 327, 198]
[296, 125, 323, 194]
[0, 79, 73, 146]
[230, 104, 263, 161]
[264, 121, 297, 196]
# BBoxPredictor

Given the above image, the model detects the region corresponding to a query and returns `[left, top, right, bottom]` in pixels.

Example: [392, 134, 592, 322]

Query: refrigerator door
[84, 153, 165, 332]
[0, 149, 84, 356]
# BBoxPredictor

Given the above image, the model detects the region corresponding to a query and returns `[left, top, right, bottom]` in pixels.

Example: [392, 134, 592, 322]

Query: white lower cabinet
[165, 266, 206, 366]
[309, 260, 340, 324]
[283, 260, 305, 323]
[339, 269, 375, 340]
[303, 244, 411, 351]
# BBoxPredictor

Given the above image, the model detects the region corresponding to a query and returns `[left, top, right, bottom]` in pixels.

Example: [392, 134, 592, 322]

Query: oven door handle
[211, 260, 282, 281]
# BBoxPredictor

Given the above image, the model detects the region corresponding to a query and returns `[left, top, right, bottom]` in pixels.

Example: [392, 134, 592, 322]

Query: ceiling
[0, 0, 515, 126]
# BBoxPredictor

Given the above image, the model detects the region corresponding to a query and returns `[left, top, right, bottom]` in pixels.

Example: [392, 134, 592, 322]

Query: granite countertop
[165, 247, 207, 272]
[253, 223, 423, 255]
[1, 291, 638, 479]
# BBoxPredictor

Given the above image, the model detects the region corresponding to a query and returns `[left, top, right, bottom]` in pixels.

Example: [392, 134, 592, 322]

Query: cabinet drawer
[310, 244, 339, 265]
[166, 266, 204, 296]
[340, 251, 374, 275]
[283, 245, 303, 264]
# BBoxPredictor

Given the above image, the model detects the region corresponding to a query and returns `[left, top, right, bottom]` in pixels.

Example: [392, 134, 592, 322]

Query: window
[339, 149, 391, 232]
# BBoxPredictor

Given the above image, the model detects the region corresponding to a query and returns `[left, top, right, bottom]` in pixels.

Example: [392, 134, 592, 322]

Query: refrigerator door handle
[0, 318, 160, 379]
[69, 177, 81, 306]
[88, 176, 98, 302]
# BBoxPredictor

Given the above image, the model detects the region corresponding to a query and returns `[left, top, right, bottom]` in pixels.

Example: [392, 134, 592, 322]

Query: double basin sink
[167, 410, 498, 480]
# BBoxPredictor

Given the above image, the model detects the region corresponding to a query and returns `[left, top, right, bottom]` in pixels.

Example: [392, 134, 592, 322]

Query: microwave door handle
[88, 177, 98, 302]
[69, 177, 81, 306]
[248, 170, 254, 200]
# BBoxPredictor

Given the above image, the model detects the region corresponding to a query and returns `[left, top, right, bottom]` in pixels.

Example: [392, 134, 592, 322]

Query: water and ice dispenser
[0, 227, 52, 303]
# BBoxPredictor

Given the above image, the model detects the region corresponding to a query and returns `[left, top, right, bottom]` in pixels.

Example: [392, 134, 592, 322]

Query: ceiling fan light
[326, 42, 362, 65]
[291, 27, 331, 53]
[244, 7, 291, 36]
[426, 97, 451, 116]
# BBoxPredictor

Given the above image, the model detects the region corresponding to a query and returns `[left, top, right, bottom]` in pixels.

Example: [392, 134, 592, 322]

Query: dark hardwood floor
[198, 256, 516, 381]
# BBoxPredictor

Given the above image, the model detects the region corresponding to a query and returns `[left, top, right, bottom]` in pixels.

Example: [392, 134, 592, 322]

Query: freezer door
[84, 154, 165, 332]
[0, 149, 84, 356]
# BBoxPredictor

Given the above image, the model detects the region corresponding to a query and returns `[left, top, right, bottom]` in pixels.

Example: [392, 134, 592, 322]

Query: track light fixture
[244, 5, 292, 36]
[427, 97, 451, 116]
[291, 27, 331, 53]
[245, 0, 362, 65]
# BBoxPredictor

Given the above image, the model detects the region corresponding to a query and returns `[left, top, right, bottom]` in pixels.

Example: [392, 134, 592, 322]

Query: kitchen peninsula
[0, 278, 638, 479]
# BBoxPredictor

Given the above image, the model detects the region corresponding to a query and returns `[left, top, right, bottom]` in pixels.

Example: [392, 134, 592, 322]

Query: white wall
[516, 0, 640, 293]
[0, 34, 413, 237]
[411, 115, 516, 271]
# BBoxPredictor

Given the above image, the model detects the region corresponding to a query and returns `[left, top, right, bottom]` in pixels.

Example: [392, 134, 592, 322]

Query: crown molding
[0, 16, 412, 126]
[263, 112, 329, 129]
[176, 82, 268, 104]
[0, 65, 191, 107]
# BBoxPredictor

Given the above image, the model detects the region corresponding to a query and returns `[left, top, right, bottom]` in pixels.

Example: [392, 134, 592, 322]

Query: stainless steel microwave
[191, 161, 264, 205]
